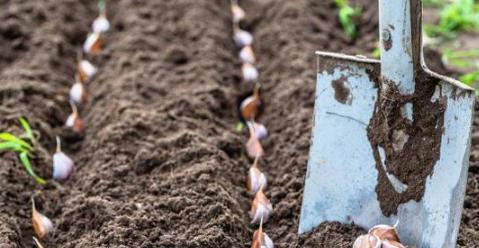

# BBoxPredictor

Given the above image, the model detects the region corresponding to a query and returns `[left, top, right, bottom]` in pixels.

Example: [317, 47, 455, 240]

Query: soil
[0, 1, 478, 248]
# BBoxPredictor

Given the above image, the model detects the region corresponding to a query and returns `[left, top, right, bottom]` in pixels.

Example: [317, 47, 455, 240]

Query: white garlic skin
[231, 4, 245, 23]
[242, 63, 259, 82]
[250, 201, 272, 224]
[53, 152, 74, 181]
[65, 113, 75, 128]
[248, 166, 267, 194]
[69, 82, 85, 104]
[239, 46, 256, 64]
[233, 29, 253, 47]
[92, 15, 110, 33]
[80, 60, 97, 80]
[83, 32, 100, 54]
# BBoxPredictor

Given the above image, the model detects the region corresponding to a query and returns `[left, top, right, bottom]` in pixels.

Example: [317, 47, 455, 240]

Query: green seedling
[0, 118, 46, 185]
[235, 122, 244, 132]
[425, 0, 479, 38]
[335, 0, 362, 38]
[442, 48, 479, 69]
[460, 71, 479, 95]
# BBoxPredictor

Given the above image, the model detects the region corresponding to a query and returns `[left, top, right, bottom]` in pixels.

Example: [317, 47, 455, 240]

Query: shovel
[299, 0, 475, 247]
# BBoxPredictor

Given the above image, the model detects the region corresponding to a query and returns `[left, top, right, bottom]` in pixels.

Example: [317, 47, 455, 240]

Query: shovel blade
[299, 52, 475, 248]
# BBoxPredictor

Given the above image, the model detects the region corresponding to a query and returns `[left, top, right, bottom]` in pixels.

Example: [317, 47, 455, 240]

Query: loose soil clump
[0, 0, 478, 247]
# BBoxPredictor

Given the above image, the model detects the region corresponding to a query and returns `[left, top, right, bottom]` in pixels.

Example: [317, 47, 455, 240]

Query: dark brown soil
[0, 0, 477, 248]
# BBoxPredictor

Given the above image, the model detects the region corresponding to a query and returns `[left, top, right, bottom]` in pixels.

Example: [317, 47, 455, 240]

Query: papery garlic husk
[234, 29, 253, 47]
[240, 94, 260, 121]
[65, 102, 84, 133]
[353, 234, 380, 248]
[246, 134, 264, 159]
[249, 189, 272, 224]
[381, 240, 407, 248]
[251, 225, 274, 248]
[32, 198, 54, 239]
[92, 14, 110, 33]
[83, 32, 102, 55]
[231, 3, 245, 23]
[247, 162, 267, 194]
[70, 82, 87, 104]
[239, 45, 256, 64]
[249, 122, 268, 140]
[78, 60, 97, 83]
[369, 223, 401, 243]
[242, 63, 259, 82]
[53, 136, 74, 181]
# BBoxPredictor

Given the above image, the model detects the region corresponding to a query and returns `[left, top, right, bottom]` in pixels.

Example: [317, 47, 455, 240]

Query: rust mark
[331, 76, 353, 105]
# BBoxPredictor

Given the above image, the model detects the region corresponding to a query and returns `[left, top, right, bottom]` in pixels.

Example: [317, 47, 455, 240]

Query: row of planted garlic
[31, 2, 110, 247]
[230, 1, 274, 248]
[232, 2, 410, 248]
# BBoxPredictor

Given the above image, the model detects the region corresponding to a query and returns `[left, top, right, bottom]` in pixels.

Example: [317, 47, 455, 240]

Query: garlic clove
[239, 45, 256, 64]
[52, 136, 74, 181]
[369, 223, 401, 243]
[32, 197, 53, 239]
[240, 94, 260, 121]
[246, 134, 264, 159]
[247, 161, 267, 194]
[251, 226, 274, 248]
[83, 32, 102, 55]
[251, 122, 268, 140]
[231, 3, 245, 23]
[249, 189, 272, 224]
[242, 63, 259, 82]
[92, 15, 110, 33]
[234, 29, 253, 47]
[69, 82, 87, 104]
[381, 240, 407, 248]
[353, 234, 381, 248]
[65, 102, 84, 133]
[78, 60, 97, 83]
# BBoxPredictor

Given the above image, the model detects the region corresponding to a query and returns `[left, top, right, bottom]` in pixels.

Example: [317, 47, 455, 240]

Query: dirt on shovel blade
[0, 0, 477, 247]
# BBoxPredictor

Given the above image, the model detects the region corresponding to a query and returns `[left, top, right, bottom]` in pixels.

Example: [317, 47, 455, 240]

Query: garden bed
[0, 0, 477, 247]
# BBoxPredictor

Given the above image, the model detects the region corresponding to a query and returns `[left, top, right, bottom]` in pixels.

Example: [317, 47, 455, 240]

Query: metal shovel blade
[299, 1, 475, 247]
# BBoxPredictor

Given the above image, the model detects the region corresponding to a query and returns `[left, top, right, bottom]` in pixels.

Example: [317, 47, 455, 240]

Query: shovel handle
[379, 0, 423, 94]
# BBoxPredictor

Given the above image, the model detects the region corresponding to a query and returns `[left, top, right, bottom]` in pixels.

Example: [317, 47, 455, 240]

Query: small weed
[335, 0, 362, 38]
[425, 0, 479, 38]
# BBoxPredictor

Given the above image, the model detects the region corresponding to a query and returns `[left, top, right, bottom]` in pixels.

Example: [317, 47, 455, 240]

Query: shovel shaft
[379, 0, 422, 94]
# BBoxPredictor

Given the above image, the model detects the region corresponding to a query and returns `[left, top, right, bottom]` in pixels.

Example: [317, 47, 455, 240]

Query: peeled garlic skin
[242, 63, 259, 82]
[234, 29, 253, 47]
[70, 83, 85, 104]
[53, 152, 74, 181]
[32, 210, 53, 239]
[92, 16, 110, 33]
[248, 166, 267, 194]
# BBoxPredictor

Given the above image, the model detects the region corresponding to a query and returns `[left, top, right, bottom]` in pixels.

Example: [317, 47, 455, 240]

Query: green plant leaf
[0, 141, 29, 153]
[0, 133, 33, 150]
[235, 122, 244, 132]
[19, 117, 35, 144]
[19, 152, 46, 185]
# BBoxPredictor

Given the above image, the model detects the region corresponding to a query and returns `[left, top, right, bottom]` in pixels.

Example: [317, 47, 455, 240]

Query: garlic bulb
[69, 82, 87, 104]
[92, 14, 110, 33]
[246, 133, 264, 159]
[32, 197, 53, 239]
[52, 136, 74, 181]
[251, 221, 274, 248]
[65, 102, 84, 133]
[242, 63, 259, 82]
[247, 159, 267, 194]
[250, 189, 272, 224]
[234, 29, 253, 47]
[381, 240, 407, 248]
[78, 60, 97, 83]
[83, 32, 102, 55]
[231, 2, 245, 23]
[353, 234, 380, 248]
[239, 46, 256, 64]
